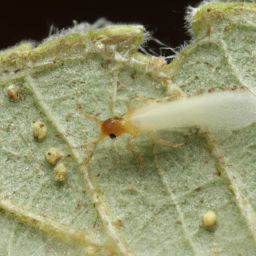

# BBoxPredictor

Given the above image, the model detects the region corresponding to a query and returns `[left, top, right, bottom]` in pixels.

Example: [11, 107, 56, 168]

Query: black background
[0, 0, 200, 53]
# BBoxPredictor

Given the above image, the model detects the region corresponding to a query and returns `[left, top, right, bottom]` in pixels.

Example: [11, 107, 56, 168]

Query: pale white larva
[32, 121, 47, 141]
[45, 148, 62, 164]
[54, 162, 66, 182]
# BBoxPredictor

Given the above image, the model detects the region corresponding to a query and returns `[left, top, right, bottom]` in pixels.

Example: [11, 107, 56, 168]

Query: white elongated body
[128, 90, 256, 133]
[73, 90, 256, 167]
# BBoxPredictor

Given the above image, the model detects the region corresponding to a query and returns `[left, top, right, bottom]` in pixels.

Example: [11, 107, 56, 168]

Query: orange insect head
[101, 118, 126, 139]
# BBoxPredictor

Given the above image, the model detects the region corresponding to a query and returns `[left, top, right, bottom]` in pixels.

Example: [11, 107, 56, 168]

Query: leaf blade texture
[1, 3, 256, 255]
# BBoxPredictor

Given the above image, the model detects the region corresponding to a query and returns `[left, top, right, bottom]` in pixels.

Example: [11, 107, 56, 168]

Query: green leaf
[1, 3, 256, 256]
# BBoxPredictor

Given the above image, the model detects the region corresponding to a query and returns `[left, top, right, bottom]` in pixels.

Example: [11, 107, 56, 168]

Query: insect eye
[109, 133, 116, 139]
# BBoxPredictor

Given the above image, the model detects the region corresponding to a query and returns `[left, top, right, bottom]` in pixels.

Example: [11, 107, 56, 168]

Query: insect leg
[72, 136, 105, 168]
[147, 133, 183, 148]
[72, 103, 105, 168]
[126, 135, 144, 168]
[126, 95, 156, 110]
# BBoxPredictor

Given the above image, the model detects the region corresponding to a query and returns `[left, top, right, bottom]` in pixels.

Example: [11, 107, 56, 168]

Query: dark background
[0, 0, 200, 54]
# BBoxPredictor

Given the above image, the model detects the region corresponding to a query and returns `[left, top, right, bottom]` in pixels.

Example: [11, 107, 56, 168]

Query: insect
[72, 90, 256, 167]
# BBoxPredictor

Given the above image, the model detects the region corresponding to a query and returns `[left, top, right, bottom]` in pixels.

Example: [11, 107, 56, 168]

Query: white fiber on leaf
[130, 90, 256, 132]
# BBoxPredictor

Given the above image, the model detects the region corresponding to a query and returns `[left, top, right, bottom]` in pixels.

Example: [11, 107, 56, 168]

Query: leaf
[1, 2, 256, 256]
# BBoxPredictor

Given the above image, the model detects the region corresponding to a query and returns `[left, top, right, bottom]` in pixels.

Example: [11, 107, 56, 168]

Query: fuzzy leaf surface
[1, 3, 256, 256]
